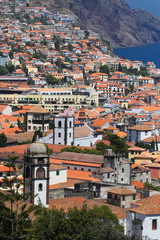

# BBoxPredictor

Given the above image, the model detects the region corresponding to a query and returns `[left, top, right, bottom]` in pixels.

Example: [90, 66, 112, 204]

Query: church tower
[53, 116, 74, 145]
[23, 140, 50, 208]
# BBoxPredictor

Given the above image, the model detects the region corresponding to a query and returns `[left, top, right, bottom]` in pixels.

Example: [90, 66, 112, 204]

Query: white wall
[74, 134, 102, 147]
[50, 169, 67, 185]
[126, 211, 160, 240]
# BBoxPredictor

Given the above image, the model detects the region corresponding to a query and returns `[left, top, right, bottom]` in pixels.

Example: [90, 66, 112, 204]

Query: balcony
[29, 100, 39, 104]
[18, 100, 28, 103]
[32, 120, 50, 124]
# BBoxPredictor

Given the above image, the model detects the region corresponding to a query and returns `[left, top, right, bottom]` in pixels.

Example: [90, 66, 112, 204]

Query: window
[28, 126, 31, 130]
[81, 168, 84, 171]
[122, 168, 124, 173]
[121, 178, 123, 181]
[58, 133, 61, 137]
[152, 219, 157, 230]
[107, 173, 110, 179]
[56, 170, 60, 176]
[88, 169, 91, 172]
[38, 183, 43, 191]
[131, 151, 134, 155]
[36, 167, 45, 178]
[74, 167, 77, 170]
[133, 195, 136, 200]
[58, 121, 62, 128]
[69, 121, 72, 128]
[68, 166, 70, 169]
[69, 133, 71, 137]
[122, 196, 125, 201]
[26, 167, 30, 178]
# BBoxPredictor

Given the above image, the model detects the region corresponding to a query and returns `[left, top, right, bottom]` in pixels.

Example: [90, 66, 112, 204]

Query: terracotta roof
[128, 125, 152, 131]
[141, 135, 160, 143]
[128, 147, 145, 151]
[49, 179, 83, 189]
[129, 195, 160, 215]
[49, 197, 126, 219]
[108, 187, 136, 196]
[52, 152, 104, 164]
[131, 180, 144, 189]
[50, 164, 67, 171]
[74, 126, 92, 138]
[27, 105, 48, 113]
[67, 169, 100, 182]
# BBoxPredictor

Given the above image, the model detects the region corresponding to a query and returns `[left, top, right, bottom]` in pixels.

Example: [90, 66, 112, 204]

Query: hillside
[31, 0, 160, 47]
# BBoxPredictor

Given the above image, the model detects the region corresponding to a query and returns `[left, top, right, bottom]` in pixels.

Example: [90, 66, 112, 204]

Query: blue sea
[114, 43, 160, 68]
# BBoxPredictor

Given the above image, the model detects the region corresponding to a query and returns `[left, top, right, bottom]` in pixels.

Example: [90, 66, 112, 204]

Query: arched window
[26, 166, 30, 178]
[38, 183, 43, 191]
[36, 167, 45, 178]
[58, 121, 62, 128]
[69, 121, 72, 128]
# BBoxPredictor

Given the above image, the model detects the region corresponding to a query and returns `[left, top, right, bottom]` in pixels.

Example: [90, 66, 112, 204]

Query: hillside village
[1, 0, 160, 239]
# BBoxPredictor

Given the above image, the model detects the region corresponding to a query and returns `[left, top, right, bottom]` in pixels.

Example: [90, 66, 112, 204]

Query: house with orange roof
[91, 118, 113, 130]
[127, 125, 158, 142]
[131, 164, 151, 183]
[107, 187, 137, 208]
[126, 194, 160, 240]
[26, 105, 50, 132]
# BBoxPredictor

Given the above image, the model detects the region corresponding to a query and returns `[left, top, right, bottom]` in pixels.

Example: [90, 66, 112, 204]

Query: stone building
[25, 105, 50, 132]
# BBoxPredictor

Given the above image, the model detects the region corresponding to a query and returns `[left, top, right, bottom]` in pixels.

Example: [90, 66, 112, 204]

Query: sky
[126, 0, 160, 17]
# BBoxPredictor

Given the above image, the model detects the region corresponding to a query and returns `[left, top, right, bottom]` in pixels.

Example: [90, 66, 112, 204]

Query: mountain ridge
[31, 0, 160, 47]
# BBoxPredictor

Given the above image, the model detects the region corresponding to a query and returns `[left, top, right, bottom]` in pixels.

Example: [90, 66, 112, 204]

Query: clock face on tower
[24, 141, 50, 208]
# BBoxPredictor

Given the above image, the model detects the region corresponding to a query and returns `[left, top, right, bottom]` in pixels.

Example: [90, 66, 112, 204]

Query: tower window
[69, 121, 72, 128]
[38, 183, 43, 191]
[36, 167, 45, 178]
[58, 121, 62, 128]
[26, 166, 30, 178]
[58, 133, 61, 137]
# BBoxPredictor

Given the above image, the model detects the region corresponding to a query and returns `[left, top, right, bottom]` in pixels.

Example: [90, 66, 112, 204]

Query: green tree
[84, 30, 90, 38]
[0, 132, 7, 147]
[6, 62, 14, 74]
[151, 140, 155, 151]
[17, 117, 25, 131]
[99, 64, 110, 75]
[33, 204, 128, 240]
[45, 74, 59, 85]
[96, 141, 109, 154]
[32, 129, 43, 142]
[118, 63, 122, 72]
[55, 40, 60, 51]
[61, 146, 103, 155]
[104, 133, 130, 155]
[68, 43, 73, 51]
[45, 144, 53, 155]
[9, 51, 14, 59]
[135, 141, 151, 150]
[0, 65, 8, 75]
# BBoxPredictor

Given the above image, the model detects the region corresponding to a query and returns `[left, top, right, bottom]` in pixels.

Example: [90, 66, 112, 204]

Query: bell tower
[23, 140, 50, 208]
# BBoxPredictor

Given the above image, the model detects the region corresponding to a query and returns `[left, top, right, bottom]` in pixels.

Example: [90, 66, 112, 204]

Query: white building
[126, 195, 160, 240]
[53, 115, 74, 145]
[40, 125, 102, 147]
[50, 164, 67, 185]
[127, 125, 158, 142]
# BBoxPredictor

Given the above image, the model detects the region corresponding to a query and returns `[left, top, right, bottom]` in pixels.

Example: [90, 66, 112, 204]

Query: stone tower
[23, 140, 50, 208]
